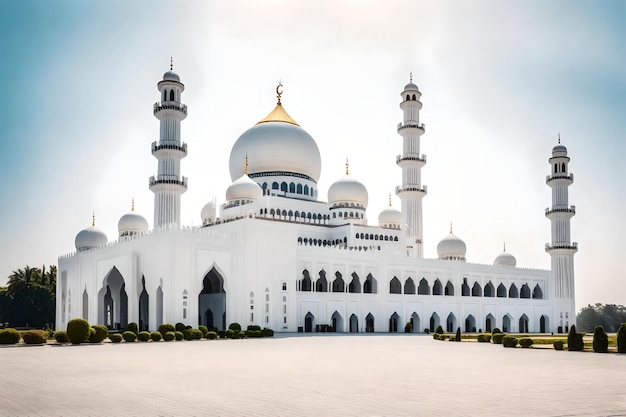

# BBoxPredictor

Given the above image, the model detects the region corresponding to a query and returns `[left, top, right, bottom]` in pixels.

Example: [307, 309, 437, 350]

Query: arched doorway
[430, 312, 440, 332]
[540, 315, 549, 333]
[331, 311, 343, 332]
[349, 314, 358, 333]
[465, 314, 476, 332]
[82, 288, 88, 321]
[198, 267, 226, 330]
[446, 312, 457, 333]
[365, 313, 375, 332]
[411, 312, 421, 333]
[139, 277, 149, 331]
[519, 314, 529, 333]
[502, 314, 512, 333]
[205, 309, 214, 328]
[98, 267, 128, 330]
[389, 312, 400, 333]
[485, 313, 495, 333]
[156, 286, 163, 329]
[305, 312, 315, 332]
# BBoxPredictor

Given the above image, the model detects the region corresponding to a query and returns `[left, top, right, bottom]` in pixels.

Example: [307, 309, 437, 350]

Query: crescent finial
[276, 80, 283, 105]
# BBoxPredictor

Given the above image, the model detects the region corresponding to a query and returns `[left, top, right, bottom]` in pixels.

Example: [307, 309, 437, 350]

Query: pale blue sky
[1, 1, 624, 311]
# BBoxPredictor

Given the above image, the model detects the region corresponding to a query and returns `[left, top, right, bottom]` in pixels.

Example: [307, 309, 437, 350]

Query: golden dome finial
[388, 193, 392, 207]
[503, 241, 506, 252]
[276, 80, 283, 105]
[92, 211, 96, 227]
[244, 153, 249, 175]
[131, 198, 135, 212]
[345, 157, 349, 175]
[170, 57, 173, 71]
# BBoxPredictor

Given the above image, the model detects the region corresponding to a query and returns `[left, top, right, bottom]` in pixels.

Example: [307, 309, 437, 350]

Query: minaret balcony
[153, 102, 188, 116]
[395, 185, 427, 196]
[397, 122, 425, 134]
[546, 173, 573, 184]
[545, 242, 578, 252]
[545, 205, 575, 216]
[396, 153, 426, 164]
[151, 141, 188, 158]
[149, 175, 188, 190]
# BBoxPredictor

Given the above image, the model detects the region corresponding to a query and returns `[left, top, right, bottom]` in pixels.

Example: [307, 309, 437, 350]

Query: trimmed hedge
[109, 333, 123, 343]
[123, 331, 137, 342]
[593, 326, 608, 353]
[175, 322, 187, 332]
[163, 331, 175, 341]
[423, 328, 430, 334]
[477, 333, 491, 343]
[247, 330, 261, 338]
[89, 325, 109, 343]
[229, 322, 242, 332]
[206, 331, 218, 340]
[247, 325, 261, 331]
[138, 331, 151, 342]
[126, 322, 139, 336]
[22, 330, 47, 345]
[617, 323, 626, 354]
[502, 336, 518, 348]
[262, 328, 274, 337]
[491, 328, 502, 334]
[454, 327, 461, 342]
[553, 340, 564, 350]
[492, 333, 505, 344]
[519, 338, 533, 348]
[435, 325, 444, 335]
[54, 331, 70, 343]
[158, 324, 175, 338]
[67, 318, 91, 344]
[0, 328, 20, 344]
[567, 325, 584, 351]
[150, 331, 162, 342]
[174, 331, 184, 341]
[198, 326, 209, 338]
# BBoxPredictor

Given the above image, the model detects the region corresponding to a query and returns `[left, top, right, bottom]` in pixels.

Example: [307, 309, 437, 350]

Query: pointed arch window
[417, 278, 428, 295]
[169, 90, 175, 101]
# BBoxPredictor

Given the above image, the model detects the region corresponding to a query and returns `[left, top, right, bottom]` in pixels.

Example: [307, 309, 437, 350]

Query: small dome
[328, 173, 368, 209]
[552, 144, 568, 157]
[75, 225, 108, 251]
[225, 174, 263, 202]
[437, 230, 466, 261]
[163, 71, 180, 82]
[494, 244, 516, 267]
[404, 82, 419, 91]
[378, 197, 402, 228]
[118, 211, 149, 237]
[201, 201, 217, 225]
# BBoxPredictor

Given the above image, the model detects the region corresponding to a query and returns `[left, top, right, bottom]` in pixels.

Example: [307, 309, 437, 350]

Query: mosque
[56, 66, 577, 334]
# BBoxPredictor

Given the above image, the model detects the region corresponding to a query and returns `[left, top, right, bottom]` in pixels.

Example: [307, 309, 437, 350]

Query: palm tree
[7, 266, 42, 296]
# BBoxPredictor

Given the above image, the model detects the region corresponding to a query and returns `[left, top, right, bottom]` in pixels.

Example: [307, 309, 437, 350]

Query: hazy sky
[1, 1, 624, 311]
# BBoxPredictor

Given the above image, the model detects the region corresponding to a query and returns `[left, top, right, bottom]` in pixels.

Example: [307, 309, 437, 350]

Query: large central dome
[229, 94, 322, 183]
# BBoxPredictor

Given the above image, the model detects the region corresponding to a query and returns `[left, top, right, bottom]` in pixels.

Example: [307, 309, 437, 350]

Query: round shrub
[89, 325, 109, 343]
[183, 329, 195, 341]
[198, 326, 208, 338]
[163, 331, 175, 341]
[553, 340, 564, 350]
[477, 333, 491, 343]
[247, 325, 261, 332]
[502, 336, 518, 348]
[22, 330, 47, 345]
[567, 325, 584, 352]
[229, 322, 242, 332]
[138, 331, 151, 342]
[0, 328, 20, 345]
[193, 329, 203, 339]
[519, 337, 533, 348]
[435, 325, 444, 335]
[109, 333, 123, 343]
[158, 323, 175, 338]
[593, 326, 609, 353]
[205, 331, 217, 340]
[174, 331, 184, 341]
[175, 322, 187, 332]
[123, 331, 137, 342]
[617, 323, 626, 354]
[225, 329, 234, 339]
[66, 318, 91, 344]
[491, 328, 502, 334]
[125, 322, 139, 336]
[433, 333, 440, 340]
[247, 330, 261, 338]
[261, 328, 274, 338]
[232, 331, 241, 339]
[492, 333, 505, 344]
[150, 331, 162, 342]
[54, 331, 70, 343]
[423, 328, 430, 334]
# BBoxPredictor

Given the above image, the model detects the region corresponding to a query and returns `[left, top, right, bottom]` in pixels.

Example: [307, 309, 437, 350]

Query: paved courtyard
[1, 334, 625, 416]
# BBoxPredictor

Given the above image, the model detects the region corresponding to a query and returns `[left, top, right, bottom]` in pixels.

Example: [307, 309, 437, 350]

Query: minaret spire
[92, 211, 95, 227]
[170, 57, 173, 71]
[345, 157, 349, 175]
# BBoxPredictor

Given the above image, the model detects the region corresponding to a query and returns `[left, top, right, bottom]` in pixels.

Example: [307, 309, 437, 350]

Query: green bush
[158, 324, 175, 338]
[225, 329, 234, 339]
[491, 328, 502, 334]
[617, 323, 626, 354]
[123, 331, 137, 342]
[174, 331, 184, 341]
[217, 330, 226, 338]
[182, 329, 192, 341]
[592, 326, 608, 353]
[423, 328, 430, 334]
[138, 331, 151, 342]
[567, 325, 584, 351]
[247, 325, 261, 331]
[229, 322, 242, 332]
[519, 338, 533, 348]
[163, 331, 175, 341]
[404, 322, 412, 333]
[89, 325, 109, 343]
[22, 330, 47, 345]
[553, 340, 564, 350]
[492, 333, 505, 344]
[175, 322, 187, 332]
[54, 331, 70, 343]
[247, 330, 261, 338]
[206, 331, 218, 340]
[125, 322, 139, 336]
[0, 328, 21, 344]
[198, 326, 209, 338]
[502, 336, 518, 348]
[455, 327, 461, 342]
[261, 328, 274, 337]
[433, 333, 440, 340]
[477, 333, 491, 343]
[435, 325, 444, 335]
[150, 331, 162, 342]
[109, 333, 123, 343]
[232, 331, 241, 339]
[67, 318, 91, 344]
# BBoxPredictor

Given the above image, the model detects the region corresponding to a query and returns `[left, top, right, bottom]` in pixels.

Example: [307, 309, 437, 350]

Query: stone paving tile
[1, 334, 625, 416]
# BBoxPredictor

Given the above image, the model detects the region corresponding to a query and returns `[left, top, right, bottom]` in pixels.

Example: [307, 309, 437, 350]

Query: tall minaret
[396, 74, 427, 258]
[149, 60, 188, 228]
[545, 135, 577, 332]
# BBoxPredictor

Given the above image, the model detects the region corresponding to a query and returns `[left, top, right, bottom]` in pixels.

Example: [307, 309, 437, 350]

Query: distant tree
[577, 304, 626, 332]
[0, 265, 56, 328]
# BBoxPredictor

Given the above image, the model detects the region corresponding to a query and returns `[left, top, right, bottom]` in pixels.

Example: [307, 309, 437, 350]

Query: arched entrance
[349, 314, 358, 333]
[465, 314, 476, 332]
[198, 267, 226, 330]
[139, 277, 149, 331]
[446, 313, 457, 333]
[304, 312, 315, 332]
[365, 313, 375, 332]
[540, 315, 549, 333]
[156, 285, 163, 329]
[485, 313, 495, 333]
[502, 314, 512, 333]
[430, 312, 440, 332]
[389, 312, 400, 333]
[331, 311, 343, 332]
[519, 314, 529, 333]
[411, 312, 421, 333]
[98, 267, 128, 330]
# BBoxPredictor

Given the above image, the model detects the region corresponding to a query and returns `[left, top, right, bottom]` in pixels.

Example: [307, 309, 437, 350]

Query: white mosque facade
[56, 68, 578, 334]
